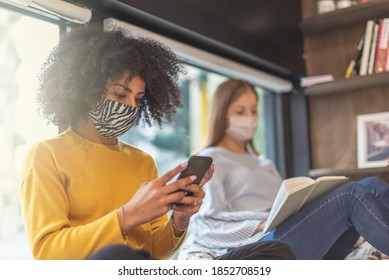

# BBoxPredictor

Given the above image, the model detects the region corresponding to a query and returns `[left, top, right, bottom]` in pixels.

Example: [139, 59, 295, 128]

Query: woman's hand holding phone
[174, 156, 213, 202]
[118, 158, 214, 237]
[171, 156, 214, 233]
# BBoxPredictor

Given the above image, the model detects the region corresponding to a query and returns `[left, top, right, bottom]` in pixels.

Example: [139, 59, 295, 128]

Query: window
[0, 7, 59, 259]
[119, 63, 268, 176]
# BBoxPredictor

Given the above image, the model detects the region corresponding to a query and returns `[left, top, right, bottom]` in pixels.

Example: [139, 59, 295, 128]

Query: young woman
[20, 26, 294, 260]
[177, 78, 389, 260]
[20, 25, 210, 260]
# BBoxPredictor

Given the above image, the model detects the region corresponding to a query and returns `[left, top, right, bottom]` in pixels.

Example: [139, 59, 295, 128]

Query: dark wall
[74, 0, 305, 77]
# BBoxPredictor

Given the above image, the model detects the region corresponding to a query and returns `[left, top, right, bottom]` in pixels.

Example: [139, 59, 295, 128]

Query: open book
[263, 176, 349, 233]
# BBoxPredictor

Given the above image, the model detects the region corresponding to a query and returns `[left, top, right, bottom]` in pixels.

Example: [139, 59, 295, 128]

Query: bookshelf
[304, 71, 389, 96]
[301, 0, 389, 181]
[301, 0, 389, 32]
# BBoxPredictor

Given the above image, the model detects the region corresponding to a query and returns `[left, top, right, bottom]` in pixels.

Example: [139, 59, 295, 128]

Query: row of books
[345, 18, 389, 79]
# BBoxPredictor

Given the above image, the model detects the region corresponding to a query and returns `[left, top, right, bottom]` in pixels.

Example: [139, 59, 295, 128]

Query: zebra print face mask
[89, 97, 139, 139]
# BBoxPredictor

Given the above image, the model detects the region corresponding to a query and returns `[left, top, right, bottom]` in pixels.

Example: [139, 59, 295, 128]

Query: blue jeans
[260, 176, 389, 259]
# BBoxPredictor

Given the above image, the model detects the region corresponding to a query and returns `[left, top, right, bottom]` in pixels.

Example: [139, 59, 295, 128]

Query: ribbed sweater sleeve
[189, 147, 282, 250]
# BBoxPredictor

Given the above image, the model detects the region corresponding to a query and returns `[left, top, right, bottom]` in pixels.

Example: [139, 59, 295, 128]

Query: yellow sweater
[20, 129, 185, 260]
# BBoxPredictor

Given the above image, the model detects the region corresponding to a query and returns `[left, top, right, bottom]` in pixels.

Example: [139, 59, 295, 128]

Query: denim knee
[359, 176, 385, 185]
[358, 176, 389, 191]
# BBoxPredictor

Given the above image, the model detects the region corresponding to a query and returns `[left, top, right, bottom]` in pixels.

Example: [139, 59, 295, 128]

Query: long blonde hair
[203, 78, 260, 155]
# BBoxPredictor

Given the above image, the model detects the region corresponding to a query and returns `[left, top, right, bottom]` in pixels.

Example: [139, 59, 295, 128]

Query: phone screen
[177, 155, 213, 185]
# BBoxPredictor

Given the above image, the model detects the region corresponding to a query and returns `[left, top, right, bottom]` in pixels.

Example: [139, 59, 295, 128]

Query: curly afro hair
[37, 25, 185, 128]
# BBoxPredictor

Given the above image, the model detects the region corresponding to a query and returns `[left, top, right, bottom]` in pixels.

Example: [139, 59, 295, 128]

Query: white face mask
[226, 116, 258, 142]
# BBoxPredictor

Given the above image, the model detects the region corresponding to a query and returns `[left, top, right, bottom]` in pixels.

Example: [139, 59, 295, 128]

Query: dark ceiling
[75, 0, 305, 78]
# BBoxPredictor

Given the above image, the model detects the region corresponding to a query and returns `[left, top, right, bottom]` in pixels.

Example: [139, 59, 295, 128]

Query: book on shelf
[345, 34, 365, 79]
[384, 22, 389, 72]
[300, 74, 334, 87]
[374, 18, 389, 73]
[347, 17, 389, 77]
[367, 20, 379, 75]
[353, 48, 364, 76]
[359, 19, 375, 76]
[263, 175, 349, 233]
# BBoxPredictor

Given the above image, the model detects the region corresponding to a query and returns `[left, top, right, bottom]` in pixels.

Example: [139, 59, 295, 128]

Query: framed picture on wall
[357, 112, 389, 168]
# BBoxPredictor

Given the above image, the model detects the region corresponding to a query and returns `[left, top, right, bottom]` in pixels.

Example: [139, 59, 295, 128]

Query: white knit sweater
[177, 146, 282, 259]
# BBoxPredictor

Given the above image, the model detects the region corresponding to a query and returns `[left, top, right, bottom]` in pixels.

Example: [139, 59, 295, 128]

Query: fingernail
[190, 175, 197, 181]
[180, 162, 188, 168]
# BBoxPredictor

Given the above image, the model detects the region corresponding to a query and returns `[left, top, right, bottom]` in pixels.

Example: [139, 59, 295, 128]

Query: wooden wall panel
[303, 22, 366, 78]
[309, 88, 389, 170]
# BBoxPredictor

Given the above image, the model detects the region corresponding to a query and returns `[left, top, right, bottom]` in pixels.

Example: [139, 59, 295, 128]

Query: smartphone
[176, 155, 213, 195]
